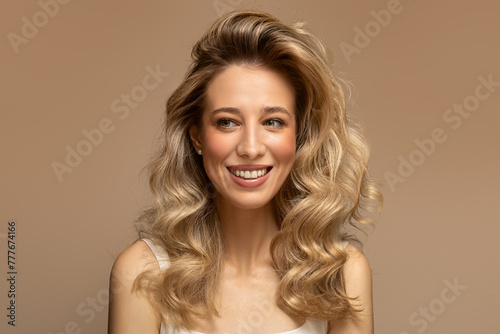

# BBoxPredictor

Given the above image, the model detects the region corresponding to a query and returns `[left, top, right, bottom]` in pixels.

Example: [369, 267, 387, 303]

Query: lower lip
[228, 168, 272, 188]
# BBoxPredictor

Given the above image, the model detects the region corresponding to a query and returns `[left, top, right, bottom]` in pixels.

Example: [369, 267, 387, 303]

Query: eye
[217, 118, 237, 128]
[263, 119, 285, 127]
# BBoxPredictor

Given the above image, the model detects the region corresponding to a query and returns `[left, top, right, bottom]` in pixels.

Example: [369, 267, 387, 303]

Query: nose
[236, 124, 265, 159]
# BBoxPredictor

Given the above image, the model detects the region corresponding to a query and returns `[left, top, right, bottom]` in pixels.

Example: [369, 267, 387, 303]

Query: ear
[189, 125, 203, 152]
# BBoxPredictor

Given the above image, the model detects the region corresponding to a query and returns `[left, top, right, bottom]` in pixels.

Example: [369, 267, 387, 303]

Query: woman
[108, 10, 382, 334]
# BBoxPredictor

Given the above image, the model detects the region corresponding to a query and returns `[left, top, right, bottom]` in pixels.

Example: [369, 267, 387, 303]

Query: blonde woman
[108, 10, 382, 334]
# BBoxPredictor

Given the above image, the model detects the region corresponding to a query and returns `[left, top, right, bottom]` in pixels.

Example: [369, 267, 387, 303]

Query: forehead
[204, 65, 296, 116]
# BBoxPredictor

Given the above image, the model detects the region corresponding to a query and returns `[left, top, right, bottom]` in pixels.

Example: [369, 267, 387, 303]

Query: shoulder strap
[142, 238, 170, 271]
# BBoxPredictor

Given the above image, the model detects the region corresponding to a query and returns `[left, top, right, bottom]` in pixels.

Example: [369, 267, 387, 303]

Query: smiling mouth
[227, 167, 272, 179]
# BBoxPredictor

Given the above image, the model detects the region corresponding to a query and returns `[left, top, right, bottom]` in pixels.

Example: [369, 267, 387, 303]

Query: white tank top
[142, 238, 333, 334]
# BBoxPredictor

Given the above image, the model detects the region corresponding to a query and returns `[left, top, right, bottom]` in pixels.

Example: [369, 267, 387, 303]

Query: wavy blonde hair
[134, 10, 382, 330]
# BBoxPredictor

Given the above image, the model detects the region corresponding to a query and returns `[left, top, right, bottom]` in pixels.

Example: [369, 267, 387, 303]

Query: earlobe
[189, 125, 202, 152]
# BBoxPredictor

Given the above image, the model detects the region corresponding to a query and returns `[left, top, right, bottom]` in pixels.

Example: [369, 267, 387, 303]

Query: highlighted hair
[134, 10, 382, 330]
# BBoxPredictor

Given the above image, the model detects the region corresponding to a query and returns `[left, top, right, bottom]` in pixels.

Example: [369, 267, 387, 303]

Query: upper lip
[227, 164, 272, 171]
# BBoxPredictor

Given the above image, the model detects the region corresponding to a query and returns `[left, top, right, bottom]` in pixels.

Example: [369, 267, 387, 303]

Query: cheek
[270, 130, 296, 168]
[202, 132, 232, 172]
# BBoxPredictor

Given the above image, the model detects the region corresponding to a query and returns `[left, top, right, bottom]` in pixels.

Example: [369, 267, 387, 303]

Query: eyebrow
[210, 106, 293, 120]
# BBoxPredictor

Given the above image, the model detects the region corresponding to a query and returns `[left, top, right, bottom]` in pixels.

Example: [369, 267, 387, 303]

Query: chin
[217, 194, 274, 211]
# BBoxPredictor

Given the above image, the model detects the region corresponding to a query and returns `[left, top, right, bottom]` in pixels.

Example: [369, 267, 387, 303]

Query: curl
[134, 10, 383, 330]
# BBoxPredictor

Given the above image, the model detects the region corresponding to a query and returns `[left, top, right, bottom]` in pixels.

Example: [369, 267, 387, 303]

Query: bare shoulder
[108, 239, 161, 334]
[342, 243, 372, 303]
[111, 239, 159, 281]
[343, 243, 372, 281]
[328, 243, 374, 334]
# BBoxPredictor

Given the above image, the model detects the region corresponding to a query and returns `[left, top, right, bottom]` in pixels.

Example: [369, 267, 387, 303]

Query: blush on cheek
[275, 134, 296, 162]
[271, 139, 296, 188]
[203, 131, 233, 159]
[201, 132, 232, 185]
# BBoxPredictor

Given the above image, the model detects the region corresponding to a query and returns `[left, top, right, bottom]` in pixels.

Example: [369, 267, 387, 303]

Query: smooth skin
[108, 65, 373, 334]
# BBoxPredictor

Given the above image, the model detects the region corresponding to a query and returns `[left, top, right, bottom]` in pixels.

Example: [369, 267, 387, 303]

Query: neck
[216, 197, 279, 275]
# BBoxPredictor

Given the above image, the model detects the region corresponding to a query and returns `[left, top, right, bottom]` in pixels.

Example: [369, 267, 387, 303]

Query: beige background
[1, 0, 498, 333]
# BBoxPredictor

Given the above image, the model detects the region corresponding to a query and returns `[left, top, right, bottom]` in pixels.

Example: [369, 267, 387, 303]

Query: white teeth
[231, 168, 268, 179]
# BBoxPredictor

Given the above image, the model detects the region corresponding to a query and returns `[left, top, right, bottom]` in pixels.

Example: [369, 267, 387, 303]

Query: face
[190, 65, 296, 210]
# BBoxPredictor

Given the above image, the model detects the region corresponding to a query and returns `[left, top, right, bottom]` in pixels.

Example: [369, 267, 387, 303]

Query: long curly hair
[134, 10, 383, 330]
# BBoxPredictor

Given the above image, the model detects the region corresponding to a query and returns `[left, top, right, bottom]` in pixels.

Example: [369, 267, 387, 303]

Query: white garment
[142, 238, 337, 334]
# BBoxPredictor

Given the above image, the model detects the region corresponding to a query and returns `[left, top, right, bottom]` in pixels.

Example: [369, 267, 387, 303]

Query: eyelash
[217, 119, 237, 128]
[217, 118, 285, 129]
[263, 119, 285, 127]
